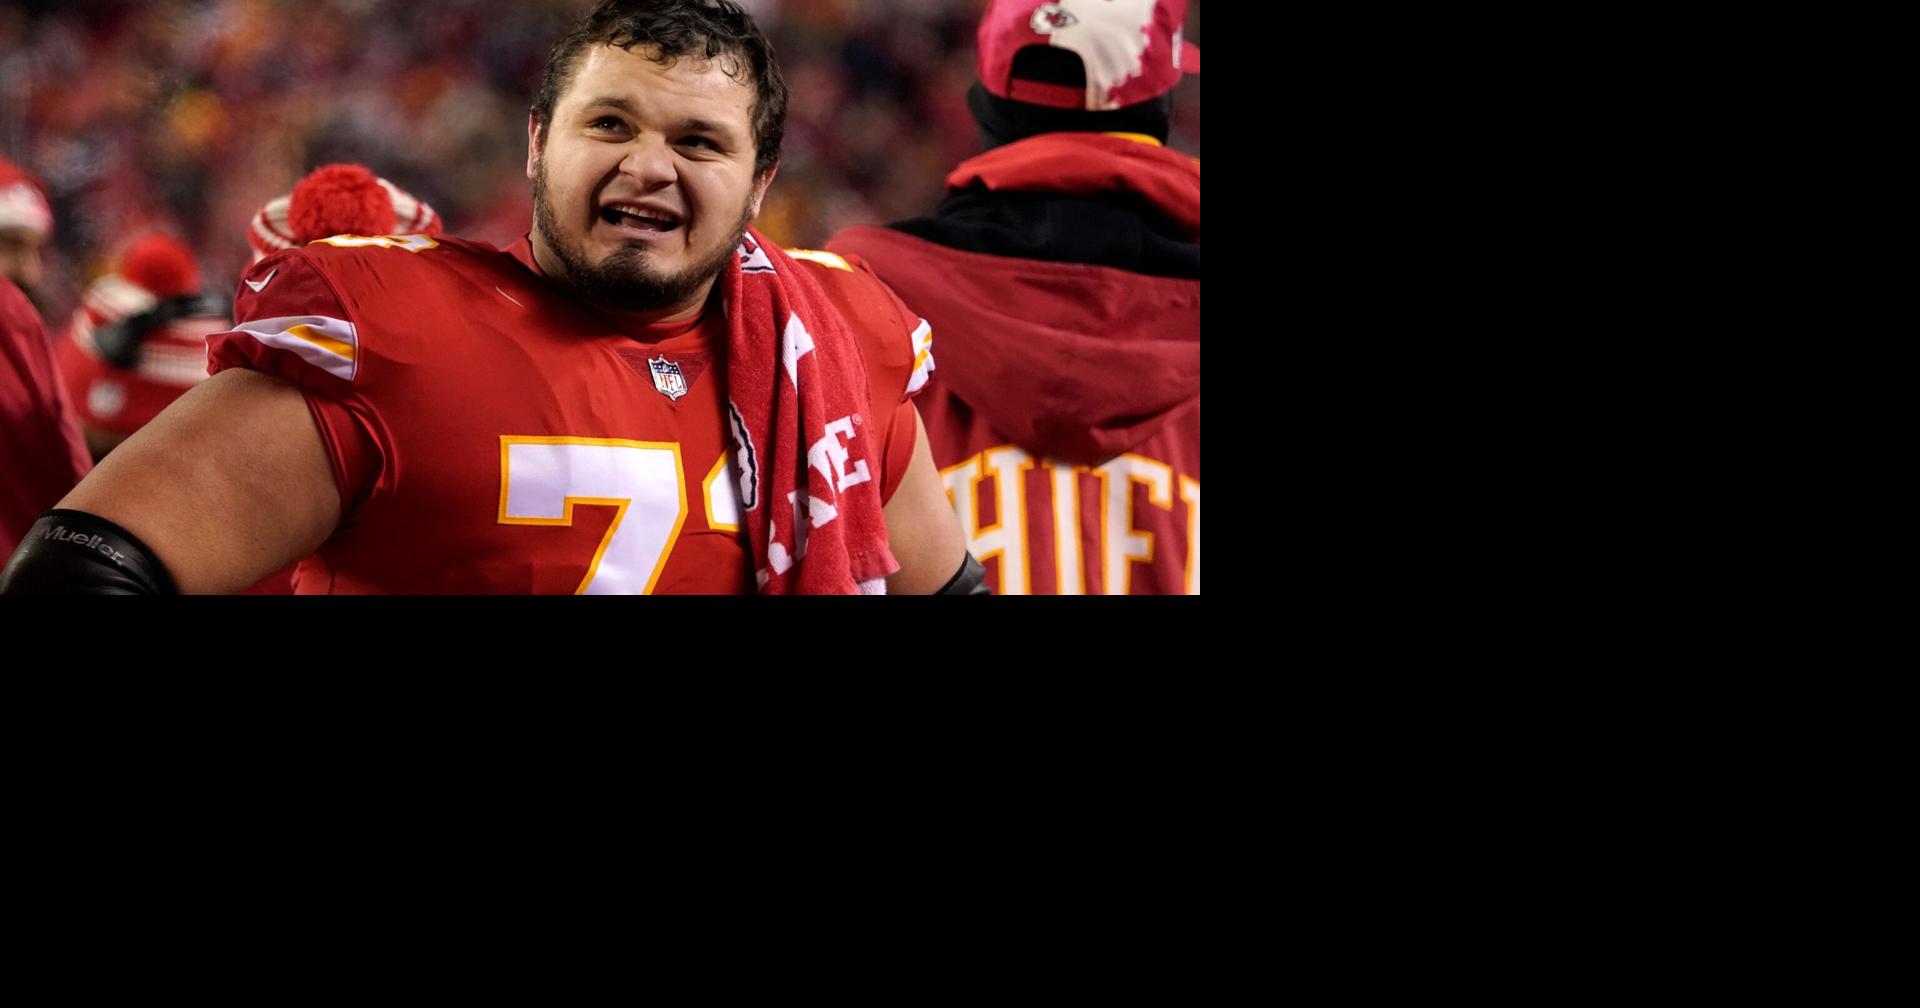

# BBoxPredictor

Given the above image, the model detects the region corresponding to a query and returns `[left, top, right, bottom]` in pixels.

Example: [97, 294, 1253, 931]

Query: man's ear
[748, 160, 779, 220]
[526, 114, 542, 181]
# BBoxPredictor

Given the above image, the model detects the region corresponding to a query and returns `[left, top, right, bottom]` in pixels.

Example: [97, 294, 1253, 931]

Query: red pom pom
[288, 163, 395, 243]
[118, 232, 201, 298]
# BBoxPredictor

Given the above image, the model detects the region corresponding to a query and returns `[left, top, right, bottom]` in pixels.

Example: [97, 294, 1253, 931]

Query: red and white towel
[722, 228, 897, 594]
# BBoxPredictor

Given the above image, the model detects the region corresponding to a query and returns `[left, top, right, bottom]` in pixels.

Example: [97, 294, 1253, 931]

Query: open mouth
[601, 204, 681, 232]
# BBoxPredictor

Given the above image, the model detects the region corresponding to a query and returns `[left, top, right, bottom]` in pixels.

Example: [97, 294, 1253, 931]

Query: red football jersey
[207, 234, 925, 594]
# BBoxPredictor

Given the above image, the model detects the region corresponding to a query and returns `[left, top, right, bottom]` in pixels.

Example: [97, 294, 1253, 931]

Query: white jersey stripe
[226, 314, 359, 382]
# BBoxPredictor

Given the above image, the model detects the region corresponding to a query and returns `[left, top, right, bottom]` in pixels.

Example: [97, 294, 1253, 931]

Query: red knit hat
[57, 231, 222, 437]
[247, 163, 442, 261]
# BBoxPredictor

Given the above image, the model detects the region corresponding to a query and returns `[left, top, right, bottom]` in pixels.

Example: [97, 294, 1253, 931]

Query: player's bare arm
[54, 368, 339, 593]
[882, 404, 968, 594]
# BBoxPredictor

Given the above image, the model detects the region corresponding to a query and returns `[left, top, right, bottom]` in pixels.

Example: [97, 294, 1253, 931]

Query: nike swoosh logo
[244, 268, 277, 293]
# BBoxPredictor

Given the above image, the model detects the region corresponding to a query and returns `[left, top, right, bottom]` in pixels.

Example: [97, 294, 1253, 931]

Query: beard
[532, 154, 753, 314]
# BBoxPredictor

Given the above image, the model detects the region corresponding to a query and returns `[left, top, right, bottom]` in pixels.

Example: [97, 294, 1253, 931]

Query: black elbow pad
[937, 552, 992, 595]
[0, 509, 178, 595]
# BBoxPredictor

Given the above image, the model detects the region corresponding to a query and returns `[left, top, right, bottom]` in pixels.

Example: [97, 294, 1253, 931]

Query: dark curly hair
[531, 0, 787, 179]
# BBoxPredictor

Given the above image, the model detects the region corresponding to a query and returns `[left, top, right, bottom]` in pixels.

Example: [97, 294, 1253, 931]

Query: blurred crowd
[1, 0, 1198, 325]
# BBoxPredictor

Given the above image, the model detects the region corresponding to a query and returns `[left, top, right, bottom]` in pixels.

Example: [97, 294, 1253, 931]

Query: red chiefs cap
[977, 0, 1199, 112]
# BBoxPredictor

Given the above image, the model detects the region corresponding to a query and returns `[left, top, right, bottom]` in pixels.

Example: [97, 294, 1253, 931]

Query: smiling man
[1, 0, 972, 595]
[530, 41, 768, 320]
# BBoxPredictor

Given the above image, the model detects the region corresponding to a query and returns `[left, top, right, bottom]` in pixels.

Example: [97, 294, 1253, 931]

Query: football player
[2, 0, 972, 595]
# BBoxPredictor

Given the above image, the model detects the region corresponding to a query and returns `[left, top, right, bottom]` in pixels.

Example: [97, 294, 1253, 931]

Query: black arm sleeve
[0, 509, 179, 595]
[936, 551, 992, 595]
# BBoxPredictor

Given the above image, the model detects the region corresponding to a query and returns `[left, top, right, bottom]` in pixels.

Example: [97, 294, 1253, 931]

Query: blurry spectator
[53, 230, 221, 460]
[1, 274, 91, 558]
[0, 156, 54, 310]
[1, 154, 90, 558]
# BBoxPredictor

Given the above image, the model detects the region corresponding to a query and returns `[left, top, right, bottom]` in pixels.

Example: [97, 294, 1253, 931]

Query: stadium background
[1, 0, 1199, 325]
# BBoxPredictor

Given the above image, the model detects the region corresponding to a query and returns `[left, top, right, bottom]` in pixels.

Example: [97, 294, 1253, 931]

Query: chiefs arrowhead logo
[1030, 4, 1078, 33]
[736, 234, 775, 273]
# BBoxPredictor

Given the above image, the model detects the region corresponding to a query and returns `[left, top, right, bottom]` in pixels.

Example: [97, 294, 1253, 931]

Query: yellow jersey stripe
[286, 324, 356, 360]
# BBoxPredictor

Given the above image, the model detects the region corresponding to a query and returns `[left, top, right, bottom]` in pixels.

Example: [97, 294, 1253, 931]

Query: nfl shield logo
[648, 355, 688, 400]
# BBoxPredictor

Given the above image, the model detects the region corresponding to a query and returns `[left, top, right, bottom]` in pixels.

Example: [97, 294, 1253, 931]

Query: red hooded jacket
[831, 132, 1198, 594]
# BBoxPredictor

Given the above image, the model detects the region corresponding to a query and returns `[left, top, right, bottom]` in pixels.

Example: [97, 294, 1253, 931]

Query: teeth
[609, 205, 676, 227]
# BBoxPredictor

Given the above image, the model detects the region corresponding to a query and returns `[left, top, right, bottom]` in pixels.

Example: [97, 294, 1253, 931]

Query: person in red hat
[0, 155, 91, 559]
[1, 275, 92, 560]
[1, 1, 969, 596]
[53, 231, 222, 461]
[828, 0, 1200, 594]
